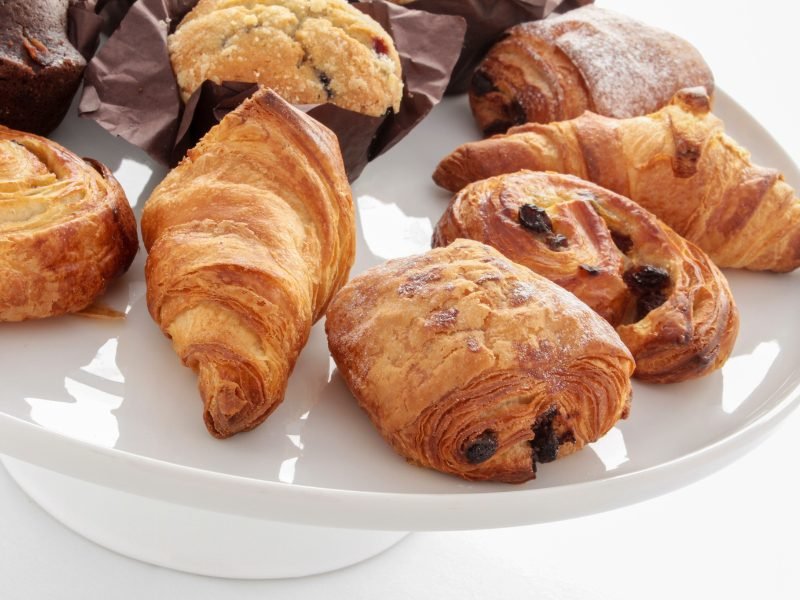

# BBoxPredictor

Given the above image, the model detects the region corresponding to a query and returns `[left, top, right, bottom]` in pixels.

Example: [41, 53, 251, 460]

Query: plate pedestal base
[1, 457, 409, 579]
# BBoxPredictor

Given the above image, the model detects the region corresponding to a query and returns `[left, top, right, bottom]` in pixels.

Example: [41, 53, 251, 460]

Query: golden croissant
[0, 125, 138, 321]
[435, 87, 800, 272]
[326, 239, 634, 483]
[433, 171, 739, 383]
[141, 88, 356, 438]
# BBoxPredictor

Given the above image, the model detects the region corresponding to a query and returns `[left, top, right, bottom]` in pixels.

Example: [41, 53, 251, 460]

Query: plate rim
[1, 89, 799, 531]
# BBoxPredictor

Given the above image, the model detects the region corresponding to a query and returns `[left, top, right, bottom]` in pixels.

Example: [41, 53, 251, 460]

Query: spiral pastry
[326, 239, 634, 483]
[433, 171, 739, 383]
[0, 125, 138, 322]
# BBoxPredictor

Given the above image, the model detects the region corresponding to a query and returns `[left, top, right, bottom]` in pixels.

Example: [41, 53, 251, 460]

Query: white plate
[1, 91, 798, 531]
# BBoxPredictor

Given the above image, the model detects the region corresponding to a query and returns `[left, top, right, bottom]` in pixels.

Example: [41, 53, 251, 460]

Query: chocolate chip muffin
[168, 0, 403, 117]
[0, 0, 87, 135]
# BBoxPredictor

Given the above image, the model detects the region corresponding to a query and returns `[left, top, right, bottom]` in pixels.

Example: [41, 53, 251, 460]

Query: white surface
[2, 89, 796, 534]
[2, 457, 408, 579]
[1, 0, 799, 596]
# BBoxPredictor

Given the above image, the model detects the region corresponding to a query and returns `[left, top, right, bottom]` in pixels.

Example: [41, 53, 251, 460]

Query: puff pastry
[141, 88, 355, 438]
[0, 125, 138, 321]
[435, 88, 800, 272]
[468, 5, 713, 135]
[433, 171, 739, 383]
[326, 239, 634, 483]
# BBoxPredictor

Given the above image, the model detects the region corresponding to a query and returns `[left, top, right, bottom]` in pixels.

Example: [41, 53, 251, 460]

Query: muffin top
[168, 0, 403, 117]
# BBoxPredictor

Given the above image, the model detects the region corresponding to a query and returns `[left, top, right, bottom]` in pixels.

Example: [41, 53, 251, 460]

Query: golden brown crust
[433, 171, 739, 383]
[0, 125, 138, 321]
[435, 88, 800, 272]
[141, 88, 355, 438]
[168, 0, 403, 116]
[469, 5, 713, 135]
[326, 239, 634, 483]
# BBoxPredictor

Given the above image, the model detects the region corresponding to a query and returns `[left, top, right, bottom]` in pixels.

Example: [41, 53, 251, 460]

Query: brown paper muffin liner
[78, 0, 467, 181]
[354, 0, 595, 94]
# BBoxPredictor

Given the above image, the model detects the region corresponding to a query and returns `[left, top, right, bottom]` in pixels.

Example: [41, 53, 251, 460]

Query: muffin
[0, 0, 87, 135]
[168, 0, 403, 116]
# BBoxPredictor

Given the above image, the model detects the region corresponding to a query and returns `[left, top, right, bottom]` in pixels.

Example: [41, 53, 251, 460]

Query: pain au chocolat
[468, 5, 713, 135]
[326, 239, 634, 483]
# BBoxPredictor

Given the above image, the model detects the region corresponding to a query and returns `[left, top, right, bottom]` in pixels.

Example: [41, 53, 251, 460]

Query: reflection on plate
[0, 92, 798, 529]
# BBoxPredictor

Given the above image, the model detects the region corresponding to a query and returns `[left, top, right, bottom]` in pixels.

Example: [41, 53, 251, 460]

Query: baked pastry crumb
[168, 0, 403, 116]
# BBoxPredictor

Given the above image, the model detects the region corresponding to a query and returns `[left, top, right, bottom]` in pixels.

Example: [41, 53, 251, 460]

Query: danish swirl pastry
[0, 125, 138, 321]
[434, 88, 800, 272]
[433, 171, 739, 383]
[142, 88, 355, 438]
[468, 5, 713, 135]
[326, 239, 634, 483]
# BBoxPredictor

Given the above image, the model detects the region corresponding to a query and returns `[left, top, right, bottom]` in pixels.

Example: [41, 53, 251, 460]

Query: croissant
[141, 88, 355, 438]
[433, 171, 739, 383]
[435, 88, 800, 272]
[326, 239, 634, 483]
[0, 125, 138, 321]
[469, 5, 713, 135]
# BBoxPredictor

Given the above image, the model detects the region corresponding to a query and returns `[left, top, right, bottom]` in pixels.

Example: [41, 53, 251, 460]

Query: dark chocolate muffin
[0, 0, 87, 135]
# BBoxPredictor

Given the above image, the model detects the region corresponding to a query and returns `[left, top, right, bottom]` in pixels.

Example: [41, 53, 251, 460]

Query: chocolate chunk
[483, 120, 512, 136]
[509, 99, 527, 126]
[464, 431, 498, 464]
[636, 291, 668, 320]
[546, 233, 568, 251]
[519, 204, 553, 233]
[624, 265, 670, 292]
[530, 406, 559, 465]
[610, 230, 633, 254]
[471, 69, 496, 97]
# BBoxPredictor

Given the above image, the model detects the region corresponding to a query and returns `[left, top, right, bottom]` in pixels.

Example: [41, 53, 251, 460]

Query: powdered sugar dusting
[397, 268, 442, 298]
[527, 6, 713, 118]
[425, 307, 459, 331]
[509, 281, 536, 307]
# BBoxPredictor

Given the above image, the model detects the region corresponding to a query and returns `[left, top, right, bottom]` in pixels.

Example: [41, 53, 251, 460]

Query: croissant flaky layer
[326, 240, 634, 483]
[142, 88, 355, 438]
[0, 126, 138, 321]
[433, 171, 740, 383]
[435, 88, 800, 272]
[468, 5, 713, 135]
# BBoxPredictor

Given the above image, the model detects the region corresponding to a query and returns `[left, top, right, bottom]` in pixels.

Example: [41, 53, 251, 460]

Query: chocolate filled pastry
[0, 125, 138, 321]
[142, 88, 355, 438]
[326, 239, 634, 483]
[168, 0, 403, 116]
[433, 171, 739, 383]
[0, 0, 88, 135]
[469, 5, 713, 135]
[435, 88, 800, 272]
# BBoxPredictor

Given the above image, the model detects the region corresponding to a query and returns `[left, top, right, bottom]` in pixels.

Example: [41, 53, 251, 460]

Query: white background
[1, 0, 798, 597]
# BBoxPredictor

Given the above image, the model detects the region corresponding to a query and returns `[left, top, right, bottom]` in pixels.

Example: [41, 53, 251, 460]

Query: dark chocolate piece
[519, 203, 553, 233]
[465, 431, 498, 464]
[470, 69, 496, 96]
[623, 265, 670, 292]
[610, 230, 633, 254]
[531, 406, 560, 465]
